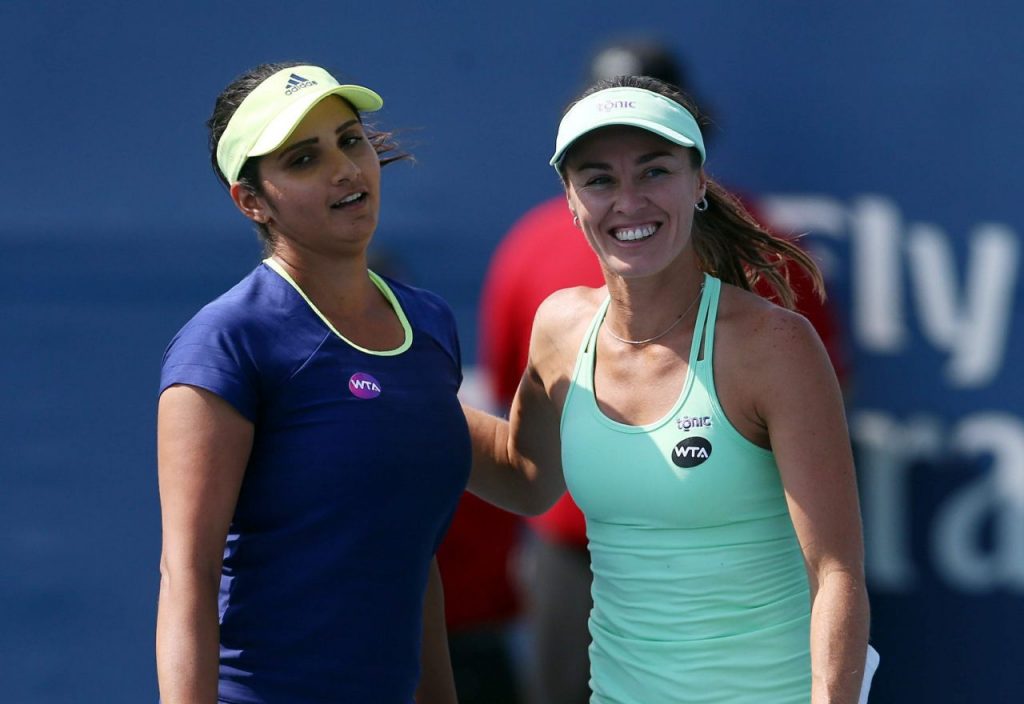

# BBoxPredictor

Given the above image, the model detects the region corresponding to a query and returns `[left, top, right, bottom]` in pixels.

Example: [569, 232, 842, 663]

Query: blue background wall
[1, 1, 1021, 701]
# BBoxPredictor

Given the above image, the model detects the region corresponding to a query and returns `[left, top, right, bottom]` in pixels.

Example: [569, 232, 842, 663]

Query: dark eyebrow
[637, 150, 674, 164]
[335, 119, 359, 135]
[574, 150, 676, 172]
[277, 137, 317, 161]
[276, 120, 361, 160]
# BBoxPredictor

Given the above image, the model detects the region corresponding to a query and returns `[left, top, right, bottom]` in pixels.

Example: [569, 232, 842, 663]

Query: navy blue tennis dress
[160, 260, 471, 703]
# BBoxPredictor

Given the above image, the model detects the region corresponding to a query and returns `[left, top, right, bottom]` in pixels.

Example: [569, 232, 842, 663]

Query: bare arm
[414, 558, 458, 704]
[463, 366, 565, 515]
[156, 385, 252, 704]
[757, 312, 870, 704]
[464, 293, 577, 515]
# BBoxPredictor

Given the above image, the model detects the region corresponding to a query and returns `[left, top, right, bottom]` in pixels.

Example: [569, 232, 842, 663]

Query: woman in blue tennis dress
[156, 63, 468, 704]
[466, 76, 876, 703]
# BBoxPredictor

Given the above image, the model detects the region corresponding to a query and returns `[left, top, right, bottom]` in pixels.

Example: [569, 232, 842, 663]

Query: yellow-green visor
[550, 86, 706, 169]
[216, 65, 383, 184]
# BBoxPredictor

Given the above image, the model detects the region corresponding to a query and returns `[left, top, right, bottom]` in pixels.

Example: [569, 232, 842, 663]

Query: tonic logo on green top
[676, 415, 712, 432]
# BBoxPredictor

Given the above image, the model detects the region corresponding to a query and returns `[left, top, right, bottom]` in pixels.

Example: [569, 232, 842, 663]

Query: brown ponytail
[693, 179, 823, 309]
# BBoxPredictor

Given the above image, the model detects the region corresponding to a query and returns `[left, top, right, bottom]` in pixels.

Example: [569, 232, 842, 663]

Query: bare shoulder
[714, 282, 838, 442]
[716, 282, 827, 370]
[529, 285, 605, 397]
[534, 286, 603, 333]
[532, 285, 605, 355]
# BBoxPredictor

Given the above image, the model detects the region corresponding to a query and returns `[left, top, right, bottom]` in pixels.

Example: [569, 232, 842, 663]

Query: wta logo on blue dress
[671, 437, 712, 468]
[348, 372, 382, 399]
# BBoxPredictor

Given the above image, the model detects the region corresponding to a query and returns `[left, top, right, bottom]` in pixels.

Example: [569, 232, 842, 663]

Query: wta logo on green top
[349, 372, 382, 399]
[285, 73, 318, 96]
[671, 437, 712, 468]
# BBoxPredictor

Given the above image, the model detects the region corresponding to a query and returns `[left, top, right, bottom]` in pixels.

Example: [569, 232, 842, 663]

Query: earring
[694, 197, 708, 212]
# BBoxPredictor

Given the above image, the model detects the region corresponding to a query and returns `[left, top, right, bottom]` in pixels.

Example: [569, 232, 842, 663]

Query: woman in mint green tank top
[465, 76, 876, 703]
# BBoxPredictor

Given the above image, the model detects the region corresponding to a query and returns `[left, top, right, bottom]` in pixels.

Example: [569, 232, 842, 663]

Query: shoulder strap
[692, 274, 721, 370]
[569, 296, 611, 390]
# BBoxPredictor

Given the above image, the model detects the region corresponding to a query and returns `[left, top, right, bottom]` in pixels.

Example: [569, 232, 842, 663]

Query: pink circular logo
[348, 372, 382, 399]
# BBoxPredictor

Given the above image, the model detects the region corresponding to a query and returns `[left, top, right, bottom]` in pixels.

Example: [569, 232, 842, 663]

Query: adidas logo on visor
[285, 73, 318, 96]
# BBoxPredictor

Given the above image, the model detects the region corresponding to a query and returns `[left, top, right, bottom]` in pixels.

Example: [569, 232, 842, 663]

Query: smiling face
[562, 125, 706, 280]
[231, 95, 382, 261]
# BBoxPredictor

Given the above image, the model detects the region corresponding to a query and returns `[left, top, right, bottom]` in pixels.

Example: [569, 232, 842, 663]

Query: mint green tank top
[561, 275, 811, 704]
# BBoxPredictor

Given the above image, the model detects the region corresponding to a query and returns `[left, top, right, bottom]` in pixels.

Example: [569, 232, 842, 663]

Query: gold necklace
[604, 283, 704, 346]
